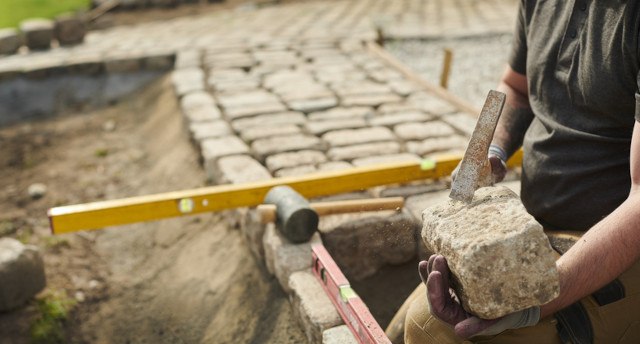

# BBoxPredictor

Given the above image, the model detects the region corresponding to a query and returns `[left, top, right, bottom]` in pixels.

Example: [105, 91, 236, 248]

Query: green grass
[30, 290, 77, 344]
[0, 0, 91, 29]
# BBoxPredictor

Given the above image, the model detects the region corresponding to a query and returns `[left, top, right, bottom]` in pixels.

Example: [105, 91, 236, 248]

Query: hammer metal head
[264, 186, 318, 243]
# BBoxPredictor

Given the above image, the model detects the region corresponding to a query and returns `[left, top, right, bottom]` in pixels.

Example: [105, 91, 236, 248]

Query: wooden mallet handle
[257, 197, 404, 224]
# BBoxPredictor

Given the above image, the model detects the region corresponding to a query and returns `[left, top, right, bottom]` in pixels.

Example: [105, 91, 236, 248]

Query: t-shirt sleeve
[635, 92, 640, 122]
[508, 1, 527, 75]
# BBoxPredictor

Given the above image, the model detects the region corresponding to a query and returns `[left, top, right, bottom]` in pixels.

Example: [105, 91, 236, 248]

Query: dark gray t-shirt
[510, 1, 640, 231]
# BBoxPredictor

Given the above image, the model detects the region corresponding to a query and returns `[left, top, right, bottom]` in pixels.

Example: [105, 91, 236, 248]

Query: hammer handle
[258, 197, 405, 224]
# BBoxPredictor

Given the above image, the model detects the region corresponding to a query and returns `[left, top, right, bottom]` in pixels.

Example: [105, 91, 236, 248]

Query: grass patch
[0, 0, 91, 29]
[30, 290, 77, 344]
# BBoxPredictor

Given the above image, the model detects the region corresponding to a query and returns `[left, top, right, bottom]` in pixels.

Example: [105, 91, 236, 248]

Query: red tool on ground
[311, 244, 392, 344]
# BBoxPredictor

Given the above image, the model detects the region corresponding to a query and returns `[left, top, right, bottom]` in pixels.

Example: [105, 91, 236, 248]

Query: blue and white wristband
[488, 144, 508, 163]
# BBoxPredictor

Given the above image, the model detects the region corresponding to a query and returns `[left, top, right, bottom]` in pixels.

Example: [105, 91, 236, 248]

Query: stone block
[406, 136, 467, 156]
[317, 161, 353, 171]
[288, 97, 338, 113]
[322, 127, 396, 147]
[184, 105, 222, 123]
[0, 28, 20, 55]
[439, 112, 478, 136]
[224, 102, 288, 120]
[265, 150, 327, 172]
[289, 271, 344, 344]
[341, 94, 402, 107]
[217, 90, 281, 109]
[201, 136, 250, 171]
[243, 210, 272, 260]
[352, 153, 420, 167]
[275, 165, 317, 177]
[327, 142, 401, 161]
[422, 186, 560, 319]
[409, 92, 458, 115]
[231, 111, 307, 131]
[323, 325, 358, 344]
[378, 102, 420, 114]
[175, 50, 201, 69]
[181, 91, 215, 113]
[240, 124, 301, 143]
[171, 68, 205, 97]
[65, 51, 104, 75]
[252, 134, 324, 160]
[212, 154, 271, 185]
[306, 118, 367, 136]
[0, 238, 46, 311]
[394, 121, 456, 141]
[369, 111, 434, 127]
[189, 120, 232, 142]
[319, 211, 418, 280]
[143, 51, 175, 70]
[20, 18, 54, 50]
[54, 14, 85, 46]
[308, 107, 374, 121]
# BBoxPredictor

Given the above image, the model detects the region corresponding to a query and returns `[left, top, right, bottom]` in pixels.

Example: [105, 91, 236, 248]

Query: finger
[454, 317, 500, 339]
[432, 255, 450, 291]
[418, 260, 429, 284]
[427, 254, 437, 273]
[426, 271, 452, 323]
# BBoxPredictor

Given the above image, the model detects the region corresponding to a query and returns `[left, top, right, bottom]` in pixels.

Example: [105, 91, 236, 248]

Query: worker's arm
[539, 121, 640, 317]
[492, 65, 534, 159]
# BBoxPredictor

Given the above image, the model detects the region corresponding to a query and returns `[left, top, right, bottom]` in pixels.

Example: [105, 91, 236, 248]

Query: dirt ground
[0, 77, 306, 343]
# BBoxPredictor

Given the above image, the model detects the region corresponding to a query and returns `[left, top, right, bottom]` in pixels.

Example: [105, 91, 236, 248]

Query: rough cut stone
[189, 120, 232, 142]
[265, 150, 327, 172]
[0, 238, 46, 311]
[54, 14, 85, 46]
[288, 97, 338, 113]
[175, 50, 201, 69]
[184, 106, 222, 123]
[213, 155, 271, 184]
[231, 112, 307, 131]
[20, 19, 54, 50]
[322, 127, 396, 147]
[201, 136, 249, 167]
[317, 161, 353, 171]
[171, 68, 205, 97]
[0, 28, 20, 55]
[181, 91, 215, 113]
[369, 111, 434, 127]
[323, 325, 358, 344]
[352, 153, 421, 167]
[252, 134, 324, 160]
[224, 102, 288, 120]
[439, 112, 478, 136]
[289, 270, 343, 344]
[422, 186, 560, 319]
[240, 124, 301, 142]
[275, 165, 317, 177]
[409, 93, 458, 115]
[406, 136, 467, 156]
[319, 210, 418, 280]
[308, 107, 374, 121]
[306, 118, 367, 136]
[104, 52, 142, 73]
[394, 121, 456, 141]
[341, 94, 402, 107]
[327, 142, 401, 161]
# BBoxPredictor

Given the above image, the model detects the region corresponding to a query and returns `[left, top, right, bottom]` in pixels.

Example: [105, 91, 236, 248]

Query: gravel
[385, 34, 514, 109]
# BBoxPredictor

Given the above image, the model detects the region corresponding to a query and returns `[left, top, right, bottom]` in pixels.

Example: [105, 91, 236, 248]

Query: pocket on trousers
[619, 321, 640, 344]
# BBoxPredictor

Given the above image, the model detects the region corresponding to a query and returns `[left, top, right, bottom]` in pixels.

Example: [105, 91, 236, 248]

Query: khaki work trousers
[386, 242, 640, 343]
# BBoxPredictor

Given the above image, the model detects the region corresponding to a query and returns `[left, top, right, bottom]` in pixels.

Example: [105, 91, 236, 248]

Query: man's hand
[420, 255, 540, 339]
[451, 144, 507, 188]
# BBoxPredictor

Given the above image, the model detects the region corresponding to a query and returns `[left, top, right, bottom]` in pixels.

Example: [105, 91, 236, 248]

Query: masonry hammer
[259, 186, 404, 243]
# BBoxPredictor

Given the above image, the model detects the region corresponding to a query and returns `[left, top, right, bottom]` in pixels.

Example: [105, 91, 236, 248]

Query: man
[389, 1, 640, 343]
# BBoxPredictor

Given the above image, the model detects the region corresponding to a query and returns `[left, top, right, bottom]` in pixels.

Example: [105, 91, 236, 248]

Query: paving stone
[189, 120, 232, 142]
[305, 118, 367, 135]
[352, 153, 421, 167]
[422, 186, 559, 319]
[322, 325, 358, 344]
[288, 97, 339, 113]
[104, 51, 143, 73]
[252, 134, 324, 160]
[210, 79, 260, 93]
[439, 112, 478, 136]
[213, 154, 271, 184]
[143, 51, 175, 70]
[217, 90, 281, 109]
[175, 50, 201, 69]
[327, 141, 401, 161]
[409, 92, 458, 115]
[290, 270, 343, 344]
[317, 161, 353, 171]
[308, 106, 374, 121]
[184, 105, 222, 123]
[54, 14, 86, 46]
[275, 165, 317, 178]
[318, 210, 418, 280]
[181, 91, 216, 113]
[240, 124, 301, 142]
[377, 102, 420, 114]
[389, 80, 417, 97]
[224, 102, 288, 120]
[0, 238, 46, 311]
[231, 111, 307, 131]
[331, 81, 392, 98]
[242, 210, 273, 261]
[368, 68, 403, 83]
[406, 136, 467, 156]
[322, 127, 396, 147]
[172, 68, 205, 96]
[265, 150, 327, 172]
[341, 94, 402, 107]
[368, 111, 434, 127]
[201, 136, 250, 173]
[65, 51, 104, 75]
[20, 18, 54, 50]
[0, 28, 20, 55]
[394, 121, 456, 141]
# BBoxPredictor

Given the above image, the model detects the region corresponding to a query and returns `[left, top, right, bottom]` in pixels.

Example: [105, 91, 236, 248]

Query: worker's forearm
[539, 191, 640, 318]
[493, 80, 533, 158]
